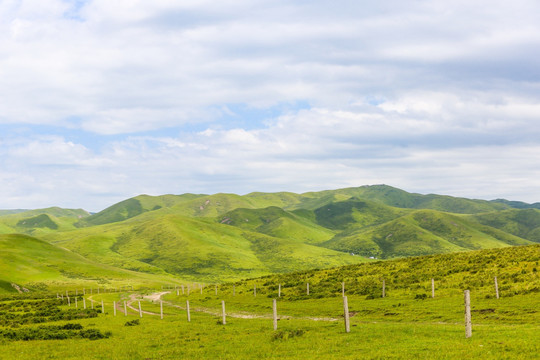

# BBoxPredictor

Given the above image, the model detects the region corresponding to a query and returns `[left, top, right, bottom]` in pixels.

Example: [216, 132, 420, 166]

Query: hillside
[47, 214, 364, 282]
[321, 209, 534, 258]
[233, 243, 540, 299]
[3, 185, 540, 285]
[0, 234, 179, 293]
[0, 207, 90, 236]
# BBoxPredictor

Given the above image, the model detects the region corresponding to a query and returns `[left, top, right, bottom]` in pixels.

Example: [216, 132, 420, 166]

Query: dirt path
[153, 292, 339, 321]
[87, 291, 340, 321]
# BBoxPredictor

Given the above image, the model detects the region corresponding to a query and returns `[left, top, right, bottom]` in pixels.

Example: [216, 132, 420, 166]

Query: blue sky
[1, 0, 540, 211]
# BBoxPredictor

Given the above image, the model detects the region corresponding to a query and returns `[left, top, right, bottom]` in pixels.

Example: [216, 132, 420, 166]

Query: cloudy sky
[1, 0, 540, 211]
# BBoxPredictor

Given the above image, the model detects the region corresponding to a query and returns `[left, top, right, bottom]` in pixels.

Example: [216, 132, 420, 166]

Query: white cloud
[1, 1, 540, 209]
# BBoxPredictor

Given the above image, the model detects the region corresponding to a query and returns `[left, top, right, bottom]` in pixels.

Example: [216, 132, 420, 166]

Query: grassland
[0, 234, 182, 293]
[1, 244, 538, 359]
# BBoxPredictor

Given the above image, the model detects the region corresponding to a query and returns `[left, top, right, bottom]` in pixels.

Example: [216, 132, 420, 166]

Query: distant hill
[490, 199, 540, 209]
[3, 184, 540, 284]
[321, 209, 533, 258]
[0, 207, 90, 236]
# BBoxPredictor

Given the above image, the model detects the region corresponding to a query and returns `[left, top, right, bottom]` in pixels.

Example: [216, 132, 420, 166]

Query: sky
[1, 0, 540, 212]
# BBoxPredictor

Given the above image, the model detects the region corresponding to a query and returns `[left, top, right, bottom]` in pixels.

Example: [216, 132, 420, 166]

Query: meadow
[1, 244, 538, 359]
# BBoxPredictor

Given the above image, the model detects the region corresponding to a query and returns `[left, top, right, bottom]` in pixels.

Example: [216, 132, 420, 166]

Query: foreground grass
[1, 290, 539, 359]
[1, 309, 538, 359]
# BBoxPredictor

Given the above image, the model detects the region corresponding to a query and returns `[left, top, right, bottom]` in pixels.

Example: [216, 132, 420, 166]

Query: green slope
[470, 209, 540, 242]
[220, 206, 335, 244]
[236, 243, 540, 299]
[0, 234, 178, 293]
[73, 185, 516, 229]
[300, 185, 509, 214]
[313, 197, 407, 230]
[0, 207, 90, 236]
[322, 209, 533, 258]
[75, 194, 203, 227]
[47, 214, 365, 282]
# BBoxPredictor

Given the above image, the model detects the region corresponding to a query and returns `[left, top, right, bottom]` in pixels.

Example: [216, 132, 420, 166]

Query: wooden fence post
[138, 301, 142, 318]
[83, 297, 86, 309]
[278, 284, 281, 298]
[221, 300, 226, 325]
[431, 278, 435, 298]
[464, 290, 472, 338]
[186, 300, 191, 322]
[494, 276, 500, 299]
[307, 283, 309, 295]
[67, 296, 70, 306]
[75, 297, 78, 308]
[273, 299, 278, 331]
[113, 301, 116, 316]
[342, 282, 345, 297]
[101, 300, 104, 314]
[215, 285, 218, 296]
[124, 301, 127, 316]
[343, 296, 350, 333]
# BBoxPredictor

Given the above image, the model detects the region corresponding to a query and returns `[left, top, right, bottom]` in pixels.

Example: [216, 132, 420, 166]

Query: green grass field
[1, 244, 538, 359]
[1, 289, 538, 359]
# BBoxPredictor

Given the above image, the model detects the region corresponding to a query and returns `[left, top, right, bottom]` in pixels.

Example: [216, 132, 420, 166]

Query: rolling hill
[0, 233, 180, 293]
[2, 184, 540, 287]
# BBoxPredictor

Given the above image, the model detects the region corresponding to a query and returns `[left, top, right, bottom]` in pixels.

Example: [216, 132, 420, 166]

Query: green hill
[17, 214, 58, 230]
[471, 209, 540, 242]
[220, 206, 335, 244]
[0, 234, 179, 293]
[4, 185, 540, 287]
[75, 194, 203, 227]
[47, 213, 364, 282]
[76, 185, 515, 229]
[0, 207, 90, 236]
[322, 209, 533, 258]
[313, 197, 406, 230]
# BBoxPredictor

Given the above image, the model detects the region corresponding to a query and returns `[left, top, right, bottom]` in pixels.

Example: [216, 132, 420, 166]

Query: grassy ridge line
[74, 184, 518, 228]
[0, 234, 181, 293]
